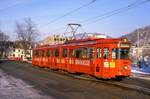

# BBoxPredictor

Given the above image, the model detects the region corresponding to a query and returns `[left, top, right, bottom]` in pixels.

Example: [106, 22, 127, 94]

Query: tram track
[1, 60, 150, 96]
[38, 66, 150, 95]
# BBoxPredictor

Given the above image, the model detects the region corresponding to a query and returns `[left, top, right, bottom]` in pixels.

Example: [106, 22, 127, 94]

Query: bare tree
[0, 25, 10, 58]
[15, 18, 39, 59]
[16, 18, 38, 42]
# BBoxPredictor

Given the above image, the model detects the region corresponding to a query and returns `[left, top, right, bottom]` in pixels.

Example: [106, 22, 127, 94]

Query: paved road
[0, 61, 150, 99]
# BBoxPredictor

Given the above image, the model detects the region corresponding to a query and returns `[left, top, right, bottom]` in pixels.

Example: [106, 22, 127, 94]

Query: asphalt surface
[0, 60, 150, 99]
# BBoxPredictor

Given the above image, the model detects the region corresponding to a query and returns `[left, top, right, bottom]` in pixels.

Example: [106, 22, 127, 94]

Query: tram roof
[34, 38, 129, 49]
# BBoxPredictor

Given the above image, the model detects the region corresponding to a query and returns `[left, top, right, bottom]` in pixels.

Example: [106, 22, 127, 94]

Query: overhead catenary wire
[40, 0, 150, 38]
[48, 0, 150, 35]
[0, 0, 28, 12]
[40, 0, 96, 28]
[62, 0, 150, 39]
[81, 0, 150, 26]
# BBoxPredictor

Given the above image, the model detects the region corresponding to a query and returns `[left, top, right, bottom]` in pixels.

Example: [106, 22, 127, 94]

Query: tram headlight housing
[123, 65, 128, 70]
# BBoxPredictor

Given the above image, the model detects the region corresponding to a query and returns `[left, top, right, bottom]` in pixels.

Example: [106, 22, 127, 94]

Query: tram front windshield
[119, 48, 129, 59]
[112, 48, 129, 59]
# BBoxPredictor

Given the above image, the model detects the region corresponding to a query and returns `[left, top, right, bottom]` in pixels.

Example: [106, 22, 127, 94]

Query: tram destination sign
[120, 43, 130, 47]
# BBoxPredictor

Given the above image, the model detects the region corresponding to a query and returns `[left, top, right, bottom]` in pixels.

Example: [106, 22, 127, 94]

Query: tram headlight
[123, 65, 128, 70]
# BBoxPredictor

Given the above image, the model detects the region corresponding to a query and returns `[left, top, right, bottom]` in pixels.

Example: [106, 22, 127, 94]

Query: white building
[43, 35, 66, 45]
[74, 33, 108, 39]
[8, 48, 32, 61]
[8, 48, 24, 60]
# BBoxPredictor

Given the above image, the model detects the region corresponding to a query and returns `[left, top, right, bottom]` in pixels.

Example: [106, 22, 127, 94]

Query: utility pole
[136, 26, 140, 61]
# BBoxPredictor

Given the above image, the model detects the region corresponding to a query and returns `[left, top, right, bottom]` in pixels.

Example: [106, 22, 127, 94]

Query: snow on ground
[132, 66, 150, 75]
[0, 69, 53, 99]
[131, 61, 150, 75]
[131, 66, 150, 81]
[130, 60, 150, 80]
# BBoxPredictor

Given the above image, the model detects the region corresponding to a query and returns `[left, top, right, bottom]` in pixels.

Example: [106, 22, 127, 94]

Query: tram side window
[52, 50, 55, 57]
[34, 50, 39, 57]
[55, 48, 59, 57]
[88, 47, 94, 59]
[46, 49, 51, 57]
[104, 48, 109, 59]
[70, 49, 74, 58]
[42, 50, 45, 57]
[112, 48, 117, 59]
[75, 48, 87, 58]
[63, 48, 67, 58]
[97, 48, 102, 58]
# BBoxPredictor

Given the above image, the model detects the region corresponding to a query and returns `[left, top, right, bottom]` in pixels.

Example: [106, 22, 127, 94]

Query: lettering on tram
[97, 48, 102, 58]
[75, 47, 94, 66]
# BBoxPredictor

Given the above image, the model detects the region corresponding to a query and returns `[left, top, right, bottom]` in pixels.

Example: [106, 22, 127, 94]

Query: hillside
[122, 25, 150, 56]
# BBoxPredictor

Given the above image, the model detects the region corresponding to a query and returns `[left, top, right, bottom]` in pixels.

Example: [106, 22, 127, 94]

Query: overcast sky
[0, 0, 150, 40]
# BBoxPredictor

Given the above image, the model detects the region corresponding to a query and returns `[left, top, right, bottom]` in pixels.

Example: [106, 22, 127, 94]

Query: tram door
[94, 47, 103, 77]
[95, 47, 111, 78]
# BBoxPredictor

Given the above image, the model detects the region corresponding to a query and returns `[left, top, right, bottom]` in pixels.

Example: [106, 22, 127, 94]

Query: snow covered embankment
[0, 69, 53, 99]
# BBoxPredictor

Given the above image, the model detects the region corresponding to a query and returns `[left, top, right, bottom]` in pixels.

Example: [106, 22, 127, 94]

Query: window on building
[18, 50, 20, 52]
[46, 49, 51, 57]
[13, 49, 15, 52]
[55, 48, 59, 57]
[60, 38, 62, 41]
[13, 54, 15, 57]
[75, 48, 87, 58]
[63, 48, 67, 58]
[97, 48, 102, 58]
[104, 48, 109, 59]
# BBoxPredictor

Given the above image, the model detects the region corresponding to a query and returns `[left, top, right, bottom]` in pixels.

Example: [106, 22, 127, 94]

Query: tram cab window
[88, 47, 94, 59]
[97, 48, 102, 58]
[46, 49, 51, 57]
[112, 48, 129, 59]
[75, 48, 87, 58]
[70, 49, 74, 58]
[63, 48, 67, 58]
[55, 48, 59, 57]
[104, 48, 109, 59]
[119, 48, 129, 59]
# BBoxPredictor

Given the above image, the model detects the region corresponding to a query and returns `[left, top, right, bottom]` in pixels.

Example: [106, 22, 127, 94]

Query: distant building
[74, 33, 108, 39]
[43, 35, 67, 45]
[42, 33, 108, 45]
[8, 48, 32, 61]
[8, 48, 24, 60]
